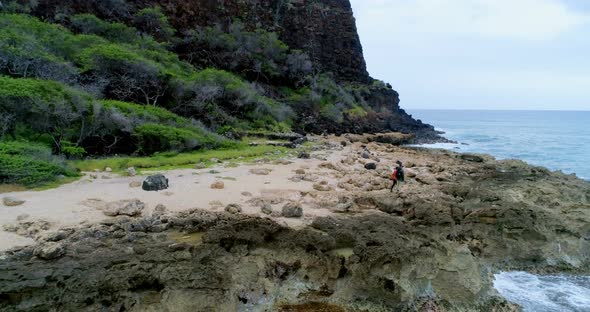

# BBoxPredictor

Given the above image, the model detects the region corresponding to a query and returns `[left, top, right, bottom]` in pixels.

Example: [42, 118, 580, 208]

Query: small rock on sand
[250, 168, 272, 175]
[105, 167, 113, 172]
[153, 204, 167, 216]
[282, 202, 303, 218]
[195, 162, 207, 169]
[241, 192, 253, 197]
[313, 184, 332, 192]
[295, 169, 306, 175]
[225, 204, 242, 214]
[261, 203, 273, 215]
[127, 167, 137, 176]
[129, 181, 142, 188]
[210, 181, 225, 189]
[298, 151, 310, 159]
[3, 197, 25, 207]
[16, 214, 30, 221]
[364, 163, 377, 170]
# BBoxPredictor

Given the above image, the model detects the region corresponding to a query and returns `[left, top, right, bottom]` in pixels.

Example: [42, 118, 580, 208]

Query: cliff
[24, 0, 444, 142]
[33, 0, 370, 83]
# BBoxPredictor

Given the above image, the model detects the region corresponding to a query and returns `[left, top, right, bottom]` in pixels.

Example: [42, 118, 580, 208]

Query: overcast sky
[350, 0, 590, 110]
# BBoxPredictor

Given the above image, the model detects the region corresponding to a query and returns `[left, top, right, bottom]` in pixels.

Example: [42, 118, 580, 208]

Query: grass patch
[0, 141, 80, 187]
[73, 143, 290, 173]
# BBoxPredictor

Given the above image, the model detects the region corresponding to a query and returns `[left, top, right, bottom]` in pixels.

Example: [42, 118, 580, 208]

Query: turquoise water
[409, 110, 590, 180]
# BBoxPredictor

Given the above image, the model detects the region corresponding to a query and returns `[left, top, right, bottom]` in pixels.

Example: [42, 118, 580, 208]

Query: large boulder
[142, 174, 169, 191]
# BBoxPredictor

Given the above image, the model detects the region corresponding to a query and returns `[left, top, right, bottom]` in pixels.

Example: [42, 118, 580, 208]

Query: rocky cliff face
[33, 0, 370, 83]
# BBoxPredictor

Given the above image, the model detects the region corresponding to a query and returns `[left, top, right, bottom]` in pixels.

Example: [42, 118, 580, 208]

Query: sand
[0, 144, 351, 251]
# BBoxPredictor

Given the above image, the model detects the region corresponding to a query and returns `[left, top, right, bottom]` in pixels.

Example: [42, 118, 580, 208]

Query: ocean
[408, 110, 590, 181]
[409, 109, 590, 311]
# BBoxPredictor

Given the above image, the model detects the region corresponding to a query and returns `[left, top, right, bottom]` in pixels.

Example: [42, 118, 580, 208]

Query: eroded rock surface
[1, 139, 589, 311]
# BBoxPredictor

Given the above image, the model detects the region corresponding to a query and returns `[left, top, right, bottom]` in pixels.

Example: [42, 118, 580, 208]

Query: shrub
[133, 7, 175, 43]
[133, 123, 227, 155]
[70, 14, 138, 44]
[180, 22, 312, 83]
[0, 141, 78, 186]
[172, 68, 294, 131]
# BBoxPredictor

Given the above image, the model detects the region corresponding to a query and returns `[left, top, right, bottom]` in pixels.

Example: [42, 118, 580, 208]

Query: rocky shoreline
[1, 135, 589, 311]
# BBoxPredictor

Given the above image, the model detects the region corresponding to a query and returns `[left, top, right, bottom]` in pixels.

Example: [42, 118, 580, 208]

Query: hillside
[0, 0, 443, 186]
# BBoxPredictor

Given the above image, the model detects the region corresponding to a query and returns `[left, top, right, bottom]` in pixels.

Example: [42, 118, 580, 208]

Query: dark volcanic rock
[142, 174, 169, 191]
[364, 163, 377, 170]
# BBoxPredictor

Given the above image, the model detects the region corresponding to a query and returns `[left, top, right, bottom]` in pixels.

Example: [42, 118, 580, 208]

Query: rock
[210, 181, 225, 189]
[41, 230, 72, 242]
[295, 169, 306, 175]
[281, 202, 303, 218]
[241, 192, 253, 197]
[415, 174, 438, 185]
[261, 203, 273, 215]
[313, 183, 333, 192]
[460, 154, 485, 163]
[298, 151, 310, 159]
[105, 167, 113, 172]
[89, 173, 98, 179]
[195, 162, 207, 169]
[250, 168, 272, 175]
[153, 204, 167, 217]
[142, 174, 169, 191]
[34, 243, 65, 260]
[129, 181, 142, 188]
[101, 175, 111, 179]
[127, 167, 136, 176]
[210, 158, 221, 163]
[3, 197, 25, 207]
[93, 169, 101, 173]
[341, 141, 348, 146]
[133, 246, 147, 255]
[16, 214, 29, 221]
[362, 152, 371, 159]
[225, 204, 242, 214]
[364, 163, 377, 170]
[103, 199, 145, 217]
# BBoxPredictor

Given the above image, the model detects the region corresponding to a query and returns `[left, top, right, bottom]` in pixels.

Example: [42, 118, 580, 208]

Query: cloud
[351, 0, 590, 40]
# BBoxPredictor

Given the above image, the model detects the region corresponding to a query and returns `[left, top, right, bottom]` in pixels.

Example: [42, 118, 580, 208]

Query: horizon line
[406, 108, 590, 112]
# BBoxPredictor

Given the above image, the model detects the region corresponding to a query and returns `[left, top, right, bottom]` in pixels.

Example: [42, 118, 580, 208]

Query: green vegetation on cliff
[0, 8, 396, 186]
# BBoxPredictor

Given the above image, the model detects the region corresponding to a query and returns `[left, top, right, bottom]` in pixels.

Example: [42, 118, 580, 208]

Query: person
[390, 161, 405, 192]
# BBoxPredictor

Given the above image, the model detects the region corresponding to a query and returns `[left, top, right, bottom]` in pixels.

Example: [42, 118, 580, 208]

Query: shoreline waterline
[409, 109, 590, 181]
[493, 271, 590, 312]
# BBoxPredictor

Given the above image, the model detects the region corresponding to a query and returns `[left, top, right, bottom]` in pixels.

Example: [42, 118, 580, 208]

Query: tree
[133, 7, 175, 43]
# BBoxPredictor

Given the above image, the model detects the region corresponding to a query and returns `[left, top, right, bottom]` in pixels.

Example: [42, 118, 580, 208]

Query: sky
[349, 0, 590, 110]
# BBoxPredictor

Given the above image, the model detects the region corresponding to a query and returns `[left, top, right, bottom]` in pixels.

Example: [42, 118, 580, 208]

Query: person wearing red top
[390, 161, 404, 192]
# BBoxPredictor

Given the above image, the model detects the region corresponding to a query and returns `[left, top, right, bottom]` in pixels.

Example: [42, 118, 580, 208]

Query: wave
[494, 271, 590, 312]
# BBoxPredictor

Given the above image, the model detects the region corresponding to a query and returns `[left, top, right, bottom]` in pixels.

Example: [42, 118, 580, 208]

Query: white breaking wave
[493, 271, 590, 312]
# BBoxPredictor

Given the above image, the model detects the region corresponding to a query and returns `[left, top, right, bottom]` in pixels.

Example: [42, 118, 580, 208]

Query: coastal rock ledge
[1, 140, 589, 311]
